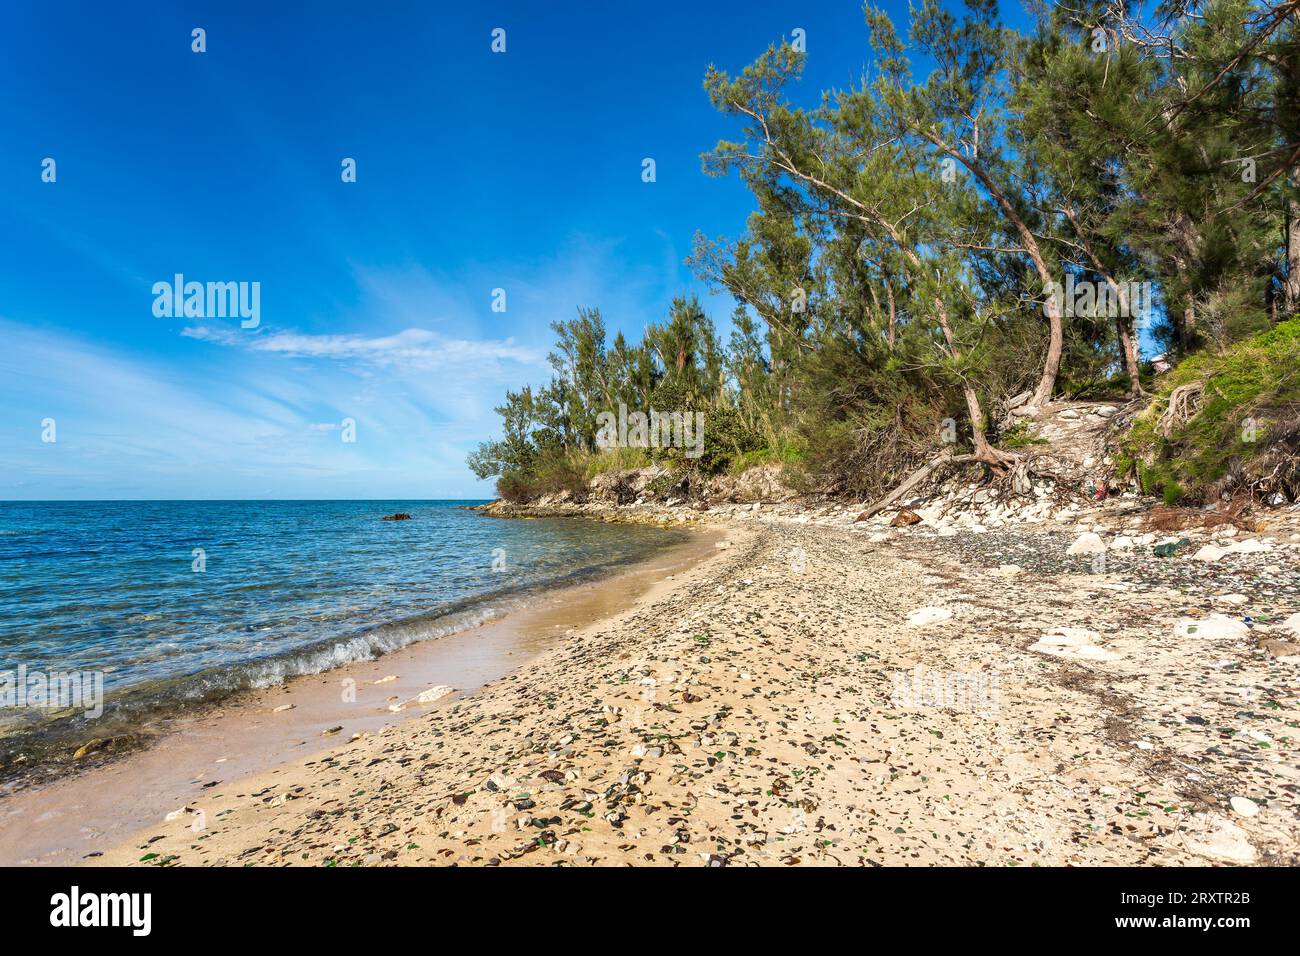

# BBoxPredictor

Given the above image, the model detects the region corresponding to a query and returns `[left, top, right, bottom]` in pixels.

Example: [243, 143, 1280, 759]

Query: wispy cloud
[181, 325, 545, 368]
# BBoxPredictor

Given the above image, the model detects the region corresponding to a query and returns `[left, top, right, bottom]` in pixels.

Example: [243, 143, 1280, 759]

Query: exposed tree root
[859, 446, 1027, 520]
[1157, 379, 1208, 438]
[859, 439, 1103, 520]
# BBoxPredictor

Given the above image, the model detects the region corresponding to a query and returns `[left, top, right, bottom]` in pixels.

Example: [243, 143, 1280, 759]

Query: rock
[1229, 796, 1259, 818]
[1281, 612, 1300, 639]
[906, 606, 953, 627]
[1109, 536, 1136, 551]
[1218, 594, 1248, 606]
[1228, 538, 1269, 554]
[1183, 815, 1256, 864]
[891, 509, 921, 527]
[1029, 627, 1121, 662]
[994, 565, 1023, 577]
[382, 513, 413, 521]
[1066, 532, 1106, 555]
[272, 703, 295, 713]
[1192, 544, 1231, 562]
[1260, 638, 1300, 659]
[388, 683, 456, 712]
[1174, 614, 1249, 640]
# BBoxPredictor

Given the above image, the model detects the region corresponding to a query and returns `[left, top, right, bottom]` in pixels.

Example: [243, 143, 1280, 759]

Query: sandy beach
[0, 525, 720, 866]
[42, 506, 1298, 867]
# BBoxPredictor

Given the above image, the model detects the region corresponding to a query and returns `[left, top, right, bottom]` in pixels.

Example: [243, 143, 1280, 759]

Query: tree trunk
[1285, 186, 1300, 318]
[932, 296, 1007, 464]
[929, 135, 1063, 407]
[1117, 314, 1142, 397]
[1030, 290, 1064, 408]
[885, 273, 897, 350]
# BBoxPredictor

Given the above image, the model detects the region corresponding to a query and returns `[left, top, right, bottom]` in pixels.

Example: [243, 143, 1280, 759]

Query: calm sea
[0, 500, 685, 764]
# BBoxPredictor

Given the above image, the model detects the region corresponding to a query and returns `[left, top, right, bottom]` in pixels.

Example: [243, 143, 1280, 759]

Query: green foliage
[473, 2, 1299, 503]
[1125, 318, 1300, 502]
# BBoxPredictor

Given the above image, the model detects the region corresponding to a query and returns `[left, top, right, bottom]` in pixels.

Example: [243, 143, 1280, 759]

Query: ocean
[0, 500, 686, 770]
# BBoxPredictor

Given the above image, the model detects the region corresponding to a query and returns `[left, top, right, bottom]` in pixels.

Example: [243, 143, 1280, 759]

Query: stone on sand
[1281, 611, 1300, 639]
[1229, 796, 1259, 818]
[906, 606, 953, 627]
[1029, 627, 1121, 662]
[1174, 614, 1249, 640]
[388, 684, 455, 712]
[1066, 532, 1106, 555]
[1183, 814, 1256, 864]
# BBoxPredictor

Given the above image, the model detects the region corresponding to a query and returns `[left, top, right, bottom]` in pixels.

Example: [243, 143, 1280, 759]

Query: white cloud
[181, 325, 545, 369]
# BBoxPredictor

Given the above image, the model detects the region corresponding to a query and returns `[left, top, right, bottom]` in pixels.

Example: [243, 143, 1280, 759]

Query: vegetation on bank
[471, 1, 1299, 505]
[1121, 318, 1300, 504]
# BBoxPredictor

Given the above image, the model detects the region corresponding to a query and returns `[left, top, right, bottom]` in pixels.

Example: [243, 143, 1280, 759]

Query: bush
[1124, 317, 1300, 503]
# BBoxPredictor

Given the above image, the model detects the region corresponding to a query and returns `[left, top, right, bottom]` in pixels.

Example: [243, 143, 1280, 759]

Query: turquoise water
[0, 501, 685, 747]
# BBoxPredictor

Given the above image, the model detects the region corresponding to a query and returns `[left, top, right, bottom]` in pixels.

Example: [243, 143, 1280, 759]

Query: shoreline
[0, 522, 727, 866]
[12, 502, 1300, 868]
[65, 503, 1300, 866]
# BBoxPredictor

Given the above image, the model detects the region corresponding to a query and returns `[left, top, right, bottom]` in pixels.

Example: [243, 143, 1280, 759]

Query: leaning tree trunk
[1285, 185, 1300, 318]
[1117, 314, 1142, 397]
[930, 135, 1063, 408]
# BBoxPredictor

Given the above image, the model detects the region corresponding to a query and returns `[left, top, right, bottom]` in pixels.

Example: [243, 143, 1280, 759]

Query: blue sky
[1, 0, 1037, 499]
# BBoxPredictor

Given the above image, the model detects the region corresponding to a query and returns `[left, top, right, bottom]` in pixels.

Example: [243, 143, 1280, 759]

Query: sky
[1, 0, 1037, 500]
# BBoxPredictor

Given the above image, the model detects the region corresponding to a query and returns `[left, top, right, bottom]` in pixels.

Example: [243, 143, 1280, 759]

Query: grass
[1123, 317, 1300, 503]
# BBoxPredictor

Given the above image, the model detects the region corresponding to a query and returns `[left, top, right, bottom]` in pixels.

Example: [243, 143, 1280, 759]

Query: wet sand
[0, 525, 723, 865]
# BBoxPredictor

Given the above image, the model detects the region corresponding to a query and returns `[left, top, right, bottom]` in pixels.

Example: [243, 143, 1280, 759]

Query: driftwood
[859, 441, 1091, 521]
[857, 450, 981, 521]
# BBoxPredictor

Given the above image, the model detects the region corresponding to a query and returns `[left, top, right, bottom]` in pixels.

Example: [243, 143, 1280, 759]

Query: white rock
[1109, 536, 1136, 551]
[1183, 815, 1256, 864]
[994, 565, 1023, 577]
[1218, 594, 1249, 606]
[1066, 532, 1107, 555]
[389, 684, 455, 712]
[1229, 796, 1259, 818]
[906, 606, 953, 627]
[1174, 614, 1249, 640]
[1193, 544, 1232, 562]
[1227, 538, 1270, 554]
[1029, 627, 1121, 662]
[1281, 612, 1300, 639]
